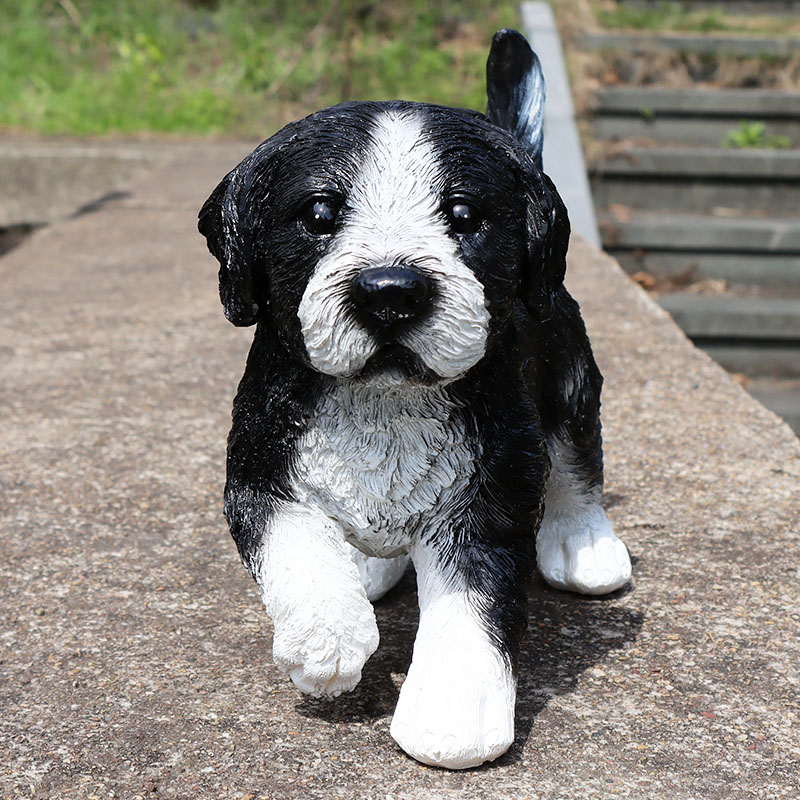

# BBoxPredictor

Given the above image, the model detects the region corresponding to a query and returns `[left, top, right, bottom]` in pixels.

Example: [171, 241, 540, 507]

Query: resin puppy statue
[198, 29, 632, 770]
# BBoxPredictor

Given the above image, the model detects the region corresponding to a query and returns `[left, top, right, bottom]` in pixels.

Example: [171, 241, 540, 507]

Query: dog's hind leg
[536, 433, 631, 595]
[526, 291, 632, 595]
[347, 545, 410, 602]
[254, 502, 380, 697]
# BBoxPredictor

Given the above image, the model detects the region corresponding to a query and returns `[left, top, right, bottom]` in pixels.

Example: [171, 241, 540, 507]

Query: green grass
[0, 0, 521, 137]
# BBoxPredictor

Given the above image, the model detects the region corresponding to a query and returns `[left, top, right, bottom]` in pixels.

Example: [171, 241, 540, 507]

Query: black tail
[485, 29, 546, 171]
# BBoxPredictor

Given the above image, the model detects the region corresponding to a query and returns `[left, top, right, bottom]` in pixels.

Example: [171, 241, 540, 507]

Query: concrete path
[1, 146, 798, 800]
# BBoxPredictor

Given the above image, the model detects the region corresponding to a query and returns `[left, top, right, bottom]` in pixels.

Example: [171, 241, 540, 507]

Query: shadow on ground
[293, 566, 644, 767]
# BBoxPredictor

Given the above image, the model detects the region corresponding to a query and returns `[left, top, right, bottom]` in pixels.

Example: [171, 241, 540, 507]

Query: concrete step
[582, 30, 800, 57]
[0, 138, 252, 228]
[0, 140, 171, 227]
[700, 341, 800, 377]
[591, 147, 800, 215]
[657, 293, 800, 339]
[599, 210, 800, 253]
[580, 13, 800, 426]
[593, 87, 800, 117]
[657, 293, 800, 377]
[590, 88, 800, 146]
[614, 250, 800, 286]
[748, 377, 800, 434]
[621, 0, 800, 12]
[594, 147, 800, 180]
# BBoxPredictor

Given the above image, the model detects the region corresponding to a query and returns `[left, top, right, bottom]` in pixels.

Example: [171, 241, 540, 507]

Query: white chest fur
[292, 382, 476, 557]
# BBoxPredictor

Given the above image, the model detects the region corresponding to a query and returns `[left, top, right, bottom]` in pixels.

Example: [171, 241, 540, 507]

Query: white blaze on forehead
[299, 108, 490, 379]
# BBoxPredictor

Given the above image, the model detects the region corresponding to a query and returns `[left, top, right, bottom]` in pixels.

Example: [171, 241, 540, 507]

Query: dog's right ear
[198, 158, 260, 327]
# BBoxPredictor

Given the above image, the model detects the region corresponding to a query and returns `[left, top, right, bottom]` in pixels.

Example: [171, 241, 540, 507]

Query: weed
[638, 106, 656, 121]
[723, 121, 792, 149]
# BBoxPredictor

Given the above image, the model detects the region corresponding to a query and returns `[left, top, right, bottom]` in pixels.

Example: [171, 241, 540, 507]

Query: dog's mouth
[358, 344, 438, 385]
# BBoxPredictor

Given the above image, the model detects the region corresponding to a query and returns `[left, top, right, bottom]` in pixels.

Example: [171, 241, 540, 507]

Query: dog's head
[199, 31, 569, 386]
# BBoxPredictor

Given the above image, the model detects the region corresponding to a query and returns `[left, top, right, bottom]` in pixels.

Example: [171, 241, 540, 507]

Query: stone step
[699, 341, 800, 377]
[591, 117, 800, 148]
[657, 293, 800, 339]
[657, 293, 800, 377]
[581, 30, 800, 57]
[593, 147, 800, 179]
[0, 138, 250, 228]
[625, 0, 800, 9]
[621, 0, 800, 11]
[591, 147, 800, 215]
[599, 210, 800, 253]
[589, 88, 800, 146]
[0, 140, 172, 227]
[614, 250, 800, 286]
[593, 87, 800, 118]
[747, 377, 800, 434]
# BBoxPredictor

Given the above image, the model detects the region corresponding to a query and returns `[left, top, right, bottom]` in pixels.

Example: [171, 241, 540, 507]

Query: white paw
[272, 598, 379, 697]
[390, 653, 515, 769]
[537, 503, 631, 595]
[348, 545, 410, 602]
[390, 593, 516, 769]
[258, 503, 381, 697]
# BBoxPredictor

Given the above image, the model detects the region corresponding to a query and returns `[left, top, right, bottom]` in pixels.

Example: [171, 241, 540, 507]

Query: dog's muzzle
[350, 266, 432, 330]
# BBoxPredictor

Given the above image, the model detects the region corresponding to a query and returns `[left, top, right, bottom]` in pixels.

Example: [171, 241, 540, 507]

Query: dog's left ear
[198, 156, 261, 327]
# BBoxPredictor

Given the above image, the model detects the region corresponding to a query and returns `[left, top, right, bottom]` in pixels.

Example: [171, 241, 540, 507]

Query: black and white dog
[199, 30, 631, 769]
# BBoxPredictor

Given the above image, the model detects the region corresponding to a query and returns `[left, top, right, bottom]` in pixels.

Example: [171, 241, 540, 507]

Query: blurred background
[2, 0, 799, 434]
[0, 0, 522, 137]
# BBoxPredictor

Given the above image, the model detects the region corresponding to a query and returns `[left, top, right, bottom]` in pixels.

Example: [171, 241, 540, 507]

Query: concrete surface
[581, 31, 800, 57]
[592, 87, 800, 117]
[614, 251, 800, 286]
[591, 149, 800, 216]
[593, 148, 800, 180]
[0, 138, 248, 228]
[750, 378, 800, 434]
[599, 210, 800, 252]
[1, 145, 799, 800]
[658, 294, 800, 339]
[588, 88, 800, 148]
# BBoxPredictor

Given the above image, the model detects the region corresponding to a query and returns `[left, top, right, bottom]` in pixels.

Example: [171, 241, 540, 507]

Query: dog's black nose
[350, 266, 432, 327]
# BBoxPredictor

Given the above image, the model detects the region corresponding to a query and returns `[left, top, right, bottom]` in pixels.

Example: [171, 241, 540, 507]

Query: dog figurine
[199, 29, 631, 769]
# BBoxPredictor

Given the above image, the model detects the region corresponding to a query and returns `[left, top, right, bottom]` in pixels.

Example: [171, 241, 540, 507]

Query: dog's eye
[445, 199, 483, 235]
[300, 197, 340, 235]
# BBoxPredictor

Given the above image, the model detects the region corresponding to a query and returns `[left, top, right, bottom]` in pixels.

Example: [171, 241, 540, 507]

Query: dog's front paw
[271, 597, 379, 697]
[390, 630, 516, 769]
[390, 663, 515, 769]
[537, 503, 631, 595]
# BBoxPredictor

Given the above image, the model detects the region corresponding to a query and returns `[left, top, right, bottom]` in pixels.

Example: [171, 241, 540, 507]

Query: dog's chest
[292, 383, 476, 556]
